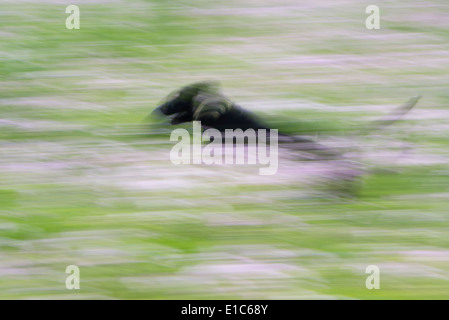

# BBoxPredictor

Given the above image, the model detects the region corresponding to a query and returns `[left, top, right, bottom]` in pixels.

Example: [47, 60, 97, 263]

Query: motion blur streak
[0, 0, 448, 299]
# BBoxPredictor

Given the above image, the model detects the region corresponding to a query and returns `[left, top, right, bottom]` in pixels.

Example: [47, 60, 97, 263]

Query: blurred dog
[150, 81, 332, 155]
[149, 81, 420, 159]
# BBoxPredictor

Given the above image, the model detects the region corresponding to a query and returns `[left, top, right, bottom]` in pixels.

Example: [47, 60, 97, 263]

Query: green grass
[0, 0, 449, 299]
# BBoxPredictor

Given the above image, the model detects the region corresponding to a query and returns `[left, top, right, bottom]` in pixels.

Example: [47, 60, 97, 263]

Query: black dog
[150, 81, 420, 158]
[150, 81, 327, 151]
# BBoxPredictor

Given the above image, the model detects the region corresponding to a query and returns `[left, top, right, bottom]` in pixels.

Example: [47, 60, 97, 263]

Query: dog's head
[156, 81, 221, 115]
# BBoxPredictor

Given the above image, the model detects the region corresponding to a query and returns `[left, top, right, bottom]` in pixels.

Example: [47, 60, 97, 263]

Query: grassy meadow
[0, 0, 449, 299]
